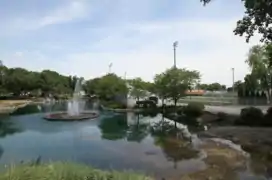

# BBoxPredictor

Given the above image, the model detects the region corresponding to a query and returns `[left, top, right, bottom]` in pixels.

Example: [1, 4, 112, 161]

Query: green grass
[0, 162, 152, 180]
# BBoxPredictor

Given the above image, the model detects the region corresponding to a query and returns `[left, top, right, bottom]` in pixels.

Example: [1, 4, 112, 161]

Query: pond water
[0, 103, 271, 179]
[0, 104, 206, 179]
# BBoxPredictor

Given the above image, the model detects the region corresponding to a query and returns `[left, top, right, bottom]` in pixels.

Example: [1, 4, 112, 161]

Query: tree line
[1, 39, 271, 103]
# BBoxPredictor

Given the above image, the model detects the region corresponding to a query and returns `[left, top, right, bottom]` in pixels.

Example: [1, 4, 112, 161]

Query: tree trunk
[174, 98, 177, 112]
[162, 98, 165, 114]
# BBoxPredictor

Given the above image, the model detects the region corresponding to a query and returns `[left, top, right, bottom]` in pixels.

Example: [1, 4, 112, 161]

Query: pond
[0, 103, 271, 179]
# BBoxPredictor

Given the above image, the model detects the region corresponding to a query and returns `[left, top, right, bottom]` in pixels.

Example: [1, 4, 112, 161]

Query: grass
[0, 162, 152, 180]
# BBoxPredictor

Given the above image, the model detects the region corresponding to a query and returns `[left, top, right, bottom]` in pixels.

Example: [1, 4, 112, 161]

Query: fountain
[44, 79, 99, 121]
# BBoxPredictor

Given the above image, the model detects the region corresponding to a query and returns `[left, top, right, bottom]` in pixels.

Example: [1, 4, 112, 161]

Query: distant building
[185, 90, 205, 96]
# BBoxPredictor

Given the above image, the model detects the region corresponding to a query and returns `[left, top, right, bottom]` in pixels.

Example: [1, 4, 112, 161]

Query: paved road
[205, 105, 269, 115]
[177, 103, 270, 115]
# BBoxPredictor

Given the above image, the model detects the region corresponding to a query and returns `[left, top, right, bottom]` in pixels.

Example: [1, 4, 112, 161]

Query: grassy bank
[0, 162, 152, 180]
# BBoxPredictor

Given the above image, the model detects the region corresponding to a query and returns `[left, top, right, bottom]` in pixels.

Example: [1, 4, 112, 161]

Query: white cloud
[38, 0, 89, 27]
[51, 19, 260, 87]
[0, 0, 90, 36]
[1, 0, 263, 87]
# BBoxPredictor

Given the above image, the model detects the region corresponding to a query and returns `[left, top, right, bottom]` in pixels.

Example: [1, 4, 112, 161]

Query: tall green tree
[128, 78, 147, 101]
[85, 74, 128, 100]
[201, 0, 272, 43]
[153, 73, 168, 105]
[246, 44, 272, 102]
[156, 67, 200, 108]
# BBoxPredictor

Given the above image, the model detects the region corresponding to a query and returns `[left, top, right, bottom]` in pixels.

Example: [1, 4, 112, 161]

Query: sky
[0, 0, 263, 87]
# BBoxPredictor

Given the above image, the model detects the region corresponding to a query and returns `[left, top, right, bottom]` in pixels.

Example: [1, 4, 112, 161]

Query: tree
[201, 0, 272, 43]
[153, 73, 169, 105]
[246, 44, 272, 103]
[128, 78, 147, 101]
[156, 67, 200, 108]
[85, 74, 128, 100]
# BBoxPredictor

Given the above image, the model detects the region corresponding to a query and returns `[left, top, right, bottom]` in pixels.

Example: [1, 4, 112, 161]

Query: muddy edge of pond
[199, 126, 272, 160]
[177, 139, 246, 180]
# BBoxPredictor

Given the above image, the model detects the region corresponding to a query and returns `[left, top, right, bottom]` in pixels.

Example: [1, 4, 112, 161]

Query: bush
[264, 106, 272, 125]
[0, 162, 151, 180]
[102, 101, 127, 109]
[183, 102, 205, 117]
[266, 106, 272, 116]
[235, 107, 264, 126]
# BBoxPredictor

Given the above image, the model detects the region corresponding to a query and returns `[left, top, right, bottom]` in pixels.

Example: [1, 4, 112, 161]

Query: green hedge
[235, 107, 272, 126]
[0, 162, 151, 180]
[183, 102, 205, 117]
[101, 100, 127, 109]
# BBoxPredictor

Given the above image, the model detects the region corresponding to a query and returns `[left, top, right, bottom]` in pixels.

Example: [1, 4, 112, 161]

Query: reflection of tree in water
[0, 117, 22, 160]
[11, 105, 41, 115]
[126, 114, 149, 142]
[150, 119, 199, 168]
[99, 114, 150, 142]
[99, 115, 129, 140]
[0, 118, 21, 137]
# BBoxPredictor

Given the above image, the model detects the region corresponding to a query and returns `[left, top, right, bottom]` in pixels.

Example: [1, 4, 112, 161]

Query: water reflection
[127, 114, 149, 142]
[99, 113, 201, 168]
[0, 117, 22, 160]
[99, 115, 128, 140]
[150, 120, 199, 169]
[0, 117, 21, 137]
[98, 113, 150, 142]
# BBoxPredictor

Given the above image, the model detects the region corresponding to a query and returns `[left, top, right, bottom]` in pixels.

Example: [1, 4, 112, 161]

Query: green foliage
[264, 106, 272, 120]
[0, 66, 80, 97]
[183, 102, 205, 117]
[85, 74, 128, 101]
[0, 162, 151, 180]
[102, 100, 127, 109]
[154, 67, 200, 106]
[128, 78, 147, 100]
[235, 107, 265, 126]
[197, 83, 226, 91]
[201, 0, 272, 43]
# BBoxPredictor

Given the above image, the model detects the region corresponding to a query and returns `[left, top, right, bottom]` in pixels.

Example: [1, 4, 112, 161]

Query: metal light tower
[173, 41, 178, 68]
[108, 63, 113, 74]
[231, 68, 235, 93]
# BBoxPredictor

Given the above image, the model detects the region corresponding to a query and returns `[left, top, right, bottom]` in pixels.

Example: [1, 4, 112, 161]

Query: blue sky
[0, 0, 262, 86]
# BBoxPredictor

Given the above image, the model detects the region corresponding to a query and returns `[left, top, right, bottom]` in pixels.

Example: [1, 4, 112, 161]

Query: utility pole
[232, 68, 235, 93]
[124, 72, 127, 80]
[173, 41, 178, 68]
[108, 63, 112, 74]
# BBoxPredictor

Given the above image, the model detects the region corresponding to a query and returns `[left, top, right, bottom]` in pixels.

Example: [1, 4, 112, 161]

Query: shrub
[0, 162, 152, 180]
[264, 106, 272, 125]
[266, 106, 272, 116]
[235, 107, 264, 126]
[183, 102, 205, 117]
[102, 101, 127, 109]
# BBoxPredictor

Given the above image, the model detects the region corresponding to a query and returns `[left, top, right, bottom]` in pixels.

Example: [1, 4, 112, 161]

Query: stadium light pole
[173, 41, 178, 68]
[232, 68, 235, 93]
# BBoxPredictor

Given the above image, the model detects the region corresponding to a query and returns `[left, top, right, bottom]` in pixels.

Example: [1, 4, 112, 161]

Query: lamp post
[231, 68, 235, 93]
[173, 41, 178, 68]
[108, 63, 112, 74]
